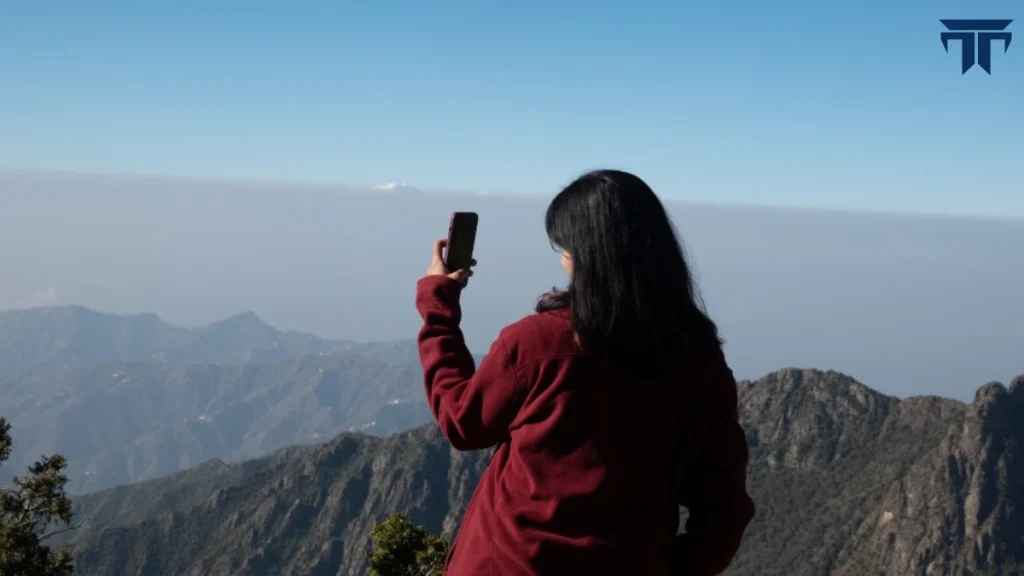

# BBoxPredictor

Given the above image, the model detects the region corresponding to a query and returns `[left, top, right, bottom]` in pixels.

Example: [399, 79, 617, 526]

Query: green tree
[0, 416, 75, 576]
[367, 513, 449, 576]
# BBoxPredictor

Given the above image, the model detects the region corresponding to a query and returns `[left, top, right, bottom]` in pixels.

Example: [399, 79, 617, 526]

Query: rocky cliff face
[843, 377, 1024, 576]
[728, 371, 1023, 576]
[65, 371, 1024, 576]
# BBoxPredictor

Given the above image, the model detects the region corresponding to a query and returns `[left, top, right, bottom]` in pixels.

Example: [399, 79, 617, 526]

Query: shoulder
[685, 343, 738, 407]
[495, 309, 577, 363]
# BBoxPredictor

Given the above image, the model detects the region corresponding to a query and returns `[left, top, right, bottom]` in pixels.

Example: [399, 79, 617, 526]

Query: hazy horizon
[7, 167, 1024, 224]
[3, 170, 1021, 402]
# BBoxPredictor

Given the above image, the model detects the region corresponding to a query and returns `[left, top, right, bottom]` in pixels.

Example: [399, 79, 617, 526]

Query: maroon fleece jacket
[415, 275, 755, 575]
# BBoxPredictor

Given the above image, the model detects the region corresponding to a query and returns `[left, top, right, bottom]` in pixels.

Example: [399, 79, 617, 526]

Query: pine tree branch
[40, 517, 89, 542]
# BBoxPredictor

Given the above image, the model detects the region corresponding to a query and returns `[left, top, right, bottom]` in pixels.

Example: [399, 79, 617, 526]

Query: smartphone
[445, 212, 478, 272]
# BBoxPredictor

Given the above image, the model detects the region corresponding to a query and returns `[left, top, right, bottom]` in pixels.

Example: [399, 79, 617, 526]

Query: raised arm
[673, 350, 756, 575]
[415, 275, 524, 451]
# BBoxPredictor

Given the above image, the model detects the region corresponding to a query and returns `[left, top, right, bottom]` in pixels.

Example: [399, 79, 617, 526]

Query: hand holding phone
[425, 212, 478, 285]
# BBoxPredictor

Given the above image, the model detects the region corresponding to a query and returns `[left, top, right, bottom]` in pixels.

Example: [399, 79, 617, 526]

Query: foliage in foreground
[0, 416, 76, 576]
[368, 513, 449, 576]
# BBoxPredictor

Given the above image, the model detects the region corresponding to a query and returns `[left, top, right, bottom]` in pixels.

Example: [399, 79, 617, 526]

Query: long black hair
[537, 169, 722, 378]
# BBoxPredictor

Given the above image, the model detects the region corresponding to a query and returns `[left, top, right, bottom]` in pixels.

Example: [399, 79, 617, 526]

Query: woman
[415, 170, 755, 575]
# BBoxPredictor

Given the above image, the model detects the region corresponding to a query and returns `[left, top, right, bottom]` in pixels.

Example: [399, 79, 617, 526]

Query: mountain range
[58, 369, 1024, 576]
[0, 305, 420, 377]
[0, 306, 435, 493]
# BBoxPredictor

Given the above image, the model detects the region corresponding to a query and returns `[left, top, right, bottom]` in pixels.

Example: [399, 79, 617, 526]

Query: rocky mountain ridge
[61, 369, 1024, 575]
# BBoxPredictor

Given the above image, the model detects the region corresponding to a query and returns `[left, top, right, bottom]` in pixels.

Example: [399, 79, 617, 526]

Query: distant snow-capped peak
[370, 182, 417, 192]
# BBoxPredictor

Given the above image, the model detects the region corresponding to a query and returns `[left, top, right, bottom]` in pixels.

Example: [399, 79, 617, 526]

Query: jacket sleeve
[675, 350, 756, 575]
[415, 275, 524, 451]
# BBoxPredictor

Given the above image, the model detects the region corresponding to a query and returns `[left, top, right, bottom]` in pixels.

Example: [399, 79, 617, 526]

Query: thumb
[432, 239, 447, 263]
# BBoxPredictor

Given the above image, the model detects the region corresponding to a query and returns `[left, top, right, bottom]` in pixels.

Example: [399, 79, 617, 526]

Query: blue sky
[1, 0, 1021, 218]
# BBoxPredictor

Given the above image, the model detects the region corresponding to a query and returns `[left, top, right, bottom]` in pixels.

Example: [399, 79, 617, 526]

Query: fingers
[448, 269, 474, 285]
[453, 260, 476, 286]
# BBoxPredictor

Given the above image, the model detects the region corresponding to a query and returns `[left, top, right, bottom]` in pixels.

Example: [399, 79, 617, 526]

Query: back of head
[538, 169, 722, 379]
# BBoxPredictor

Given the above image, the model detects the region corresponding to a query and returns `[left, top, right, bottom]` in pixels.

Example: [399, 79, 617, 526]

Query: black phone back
[445, 212, 478, 272]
